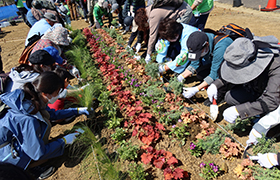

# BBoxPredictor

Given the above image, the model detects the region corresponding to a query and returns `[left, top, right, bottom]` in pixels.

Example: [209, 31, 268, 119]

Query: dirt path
[0, 2, 279, 179]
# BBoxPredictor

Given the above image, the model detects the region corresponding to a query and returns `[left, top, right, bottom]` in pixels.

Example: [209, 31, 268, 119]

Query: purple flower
[200, 162, 205, 168]
[172, 125, 176, 128]
[157, 105, 160, 108]
[132, 74, 134, 76]
[213, 165, 218, 172]
[130, 82, 133, 85]
[209, 163, 214, 167]
[135, 84, 139, 87]
[190, 142, 196, 150]
[121, 66, 123, 69]
[144, 94, 147, 97]
[149, 95, 152, 97]
[125, 78, 127, 80]
[178, 119, 182, 122]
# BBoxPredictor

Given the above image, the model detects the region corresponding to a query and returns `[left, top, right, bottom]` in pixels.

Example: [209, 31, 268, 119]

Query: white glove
[250, 153, 278, 168]
[126, 45, 132, 51]
[75, 128, 85, 134]
[246, 128, 262, 146]
[155, 40, 160, 51]
[69, 66, 80, 79]
[207, 84, 218, 103]
[62, 132, 79, 144]
[131, 12, 135, 17]
[182, 87, 199, 99]
[145, 54, 151, 64]
[223, 106, 239, 123]
[79, 83, 90, 90]
[159, 64, 165, 73]
[134, 55, 141, 60]
[135, 43, 141, 53]
[177, 74, 185, 83]
[76, 107, 94, 115]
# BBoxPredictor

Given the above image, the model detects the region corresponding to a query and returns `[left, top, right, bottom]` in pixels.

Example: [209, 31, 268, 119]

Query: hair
[134, 8, 149, 44]
[23, 71, 64, 114]
[15, 63, 54, 74]
[158, 18, 183, 40]
[53, 66, 75, 81]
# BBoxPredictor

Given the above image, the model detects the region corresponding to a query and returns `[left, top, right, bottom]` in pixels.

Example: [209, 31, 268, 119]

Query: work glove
[177, 74, 185, 83]
[131, 12, 135, 17]
[145, 54, 151, 64]
[246, 128, 262, 146]
[134, 55, 141, 60]
[207, 84, 218, 103]
[75, 107, 94, 115]
[79, 83, 90, 91]
[62, 132, 79, 144]
[182, 87, 199, 99]
[126, 45, 132, 51]
[135, 43, 141, 53]
[223, 106, 239, 123]
[69, 66, 80, 79]
[250, 153, 278, 168]
[159, 64, 165, 73]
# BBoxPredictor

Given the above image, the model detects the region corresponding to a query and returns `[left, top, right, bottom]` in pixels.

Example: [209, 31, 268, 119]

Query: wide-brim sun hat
[42, 26, 69, 46]
[220, 37, 274, 84]
[43, 12, 57, 22]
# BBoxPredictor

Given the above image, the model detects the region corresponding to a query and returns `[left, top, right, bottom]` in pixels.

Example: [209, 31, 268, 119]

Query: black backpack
[151, 0, 183, 10]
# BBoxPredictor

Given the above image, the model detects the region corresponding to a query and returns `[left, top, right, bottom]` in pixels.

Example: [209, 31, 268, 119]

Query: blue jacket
[0, 89, 78, 169]
[186, 33, 233, 85]
[157, 23, 199, 74]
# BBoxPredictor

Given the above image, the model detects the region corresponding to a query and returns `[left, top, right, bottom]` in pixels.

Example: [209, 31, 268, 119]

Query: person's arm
[46, 106, 78, 120]
[147, 9, 160, 55]
[191, 0, 203, 10]
[21, 116, 65, 161]
[236, 59, 280, 119]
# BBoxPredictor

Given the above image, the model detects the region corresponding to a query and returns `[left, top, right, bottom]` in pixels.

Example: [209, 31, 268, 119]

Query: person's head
[220, 37, 274, 84]
[158, 18, 183, 42]
[28, 50, 56, 72]
[111, 3, 119, 14]
[134, 8, 148, 32]
[53, 66, 74, 88]
[41, 26, 70, 46]
[43, 12, 57, 26]
[187, 31, 209, 61]
[23, 71, 64, 114]
[43, 46, 63, 64]
[98, 0, 108, 8]
[124, 16, 133, 32]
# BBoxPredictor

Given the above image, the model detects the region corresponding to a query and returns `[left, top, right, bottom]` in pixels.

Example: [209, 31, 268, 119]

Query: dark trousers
[79, 0, 88, 18]
[18, 7, 31, 27]
[188, 13, 210, 31]
[128, 30, 143, 47]
[167, 40, 181, 60]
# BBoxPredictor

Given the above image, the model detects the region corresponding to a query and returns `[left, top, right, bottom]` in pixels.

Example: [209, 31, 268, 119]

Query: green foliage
[127, 162, 147, 180]
[140, 81, 166, 106]
[252, 135, 278, 155]
[111, 127, 127, 143]
[188, 141, 203, 157]
[117, 141, 139, 161]
[108, 28, 118, 38]
[72, 31, 87, 47]
[249, 166, 280, 179]
[197, 128, 226, 154]
[69, 29, 80, 39]
[168, 77, 184, 96]
[70, 126, 122, 180]
[159, 110, 182, 125]
[145, 62, 160, 79]
[226, 117, 253, 132]
[199, 161, 220, 180]
[169, 124, 190, 145]
[74, 84, 96, 109]
[111, 19, 118, 26]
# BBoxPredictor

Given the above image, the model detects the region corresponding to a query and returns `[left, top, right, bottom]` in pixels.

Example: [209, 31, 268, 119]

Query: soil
[1, 2, 280, 180]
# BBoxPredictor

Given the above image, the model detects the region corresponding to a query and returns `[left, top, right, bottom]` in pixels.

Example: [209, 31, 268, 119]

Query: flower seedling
[219, 137, 242, 159]
[111, 127, 127, 143]
[188, 141, 203, 157]
[169, 123, 190, 146]
[199, 161, 220, 180]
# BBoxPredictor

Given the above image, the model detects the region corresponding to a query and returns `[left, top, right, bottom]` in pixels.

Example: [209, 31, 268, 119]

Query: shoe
[203, 98, 225, 107]
[28, 165, 55, 180]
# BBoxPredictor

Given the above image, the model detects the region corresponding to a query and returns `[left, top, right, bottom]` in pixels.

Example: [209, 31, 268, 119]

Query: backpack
[218, 23, 247, 41]
[151, 0, 183, 10]
[19, 34, 42, 64]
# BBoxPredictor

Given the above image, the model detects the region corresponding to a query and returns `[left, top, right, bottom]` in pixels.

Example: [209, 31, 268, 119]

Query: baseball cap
[29, 50, 56, 65]
[43, 46, 63, 64]
[187, 31, 208, 61]
[124, 16, 133, 31]
[111, 3, 119, 13]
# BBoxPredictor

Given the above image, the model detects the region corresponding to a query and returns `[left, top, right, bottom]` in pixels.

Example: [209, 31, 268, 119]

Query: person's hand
[79, 83, 90, 91]
[250, 153, 278, 168]
[69, 66, 80, 79]
[145, 54, 151, 64]
[76, 107, 94, 115]
[246, 128, 262, 146]
[62, 132, 79, 144]
[177, 74, 185, 83]
[207, 84, 217, 103]
[223, 106, 239, 123]
[131, 12, 135, 17]
[135, 43, 141, 53]
[182, 87, 199, 99]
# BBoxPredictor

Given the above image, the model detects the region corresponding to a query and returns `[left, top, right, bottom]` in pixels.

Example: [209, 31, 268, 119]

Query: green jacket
[185, 0, 213, 13]
[93, 4, 109, 26]
[16, 0, 24, 8]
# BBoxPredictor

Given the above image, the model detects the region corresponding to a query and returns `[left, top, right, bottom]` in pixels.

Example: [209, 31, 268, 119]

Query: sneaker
[28, 165, 55, 180]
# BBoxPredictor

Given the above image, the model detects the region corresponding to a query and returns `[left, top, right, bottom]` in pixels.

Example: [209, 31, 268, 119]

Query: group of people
[0, 7, 94, 180]
[112, 0, 280, 170]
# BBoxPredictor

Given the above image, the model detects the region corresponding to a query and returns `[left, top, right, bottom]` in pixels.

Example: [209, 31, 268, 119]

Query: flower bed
[66, 27, 280, 180]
